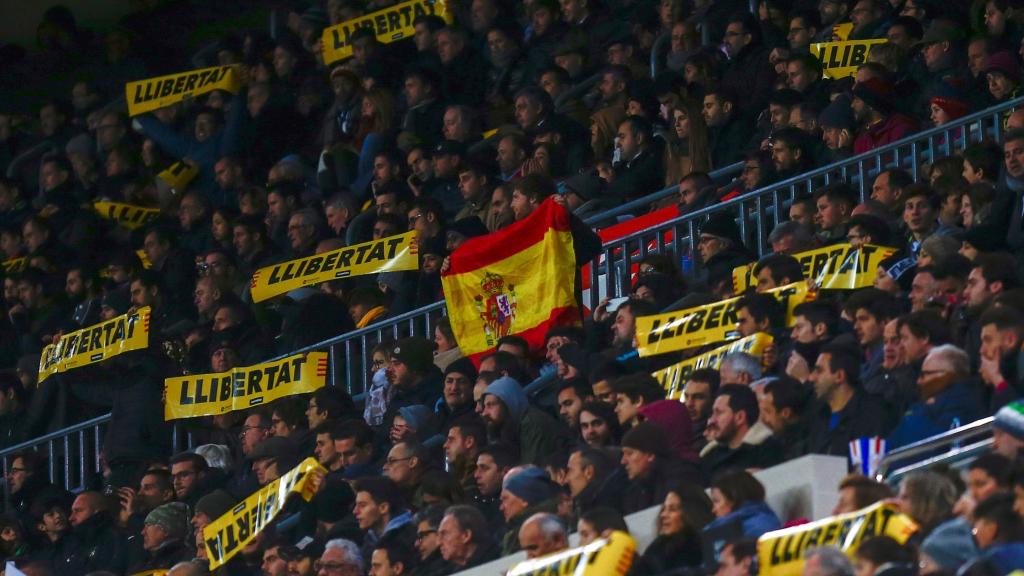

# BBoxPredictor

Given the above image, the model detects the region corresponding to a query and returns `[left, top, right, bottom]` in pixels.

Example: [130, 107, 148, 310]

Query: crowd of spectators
[5, 0, 1024, 574]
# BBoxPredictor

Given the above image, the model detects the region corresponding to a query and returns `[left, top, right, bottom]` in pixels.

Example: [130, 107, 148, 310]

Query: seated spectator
[621, 422, 702, 514]
[638, 482, 713, 573]
[517, 512, 568, 560]
[438, 505, 499, 570]
[701, 384, 782, 480]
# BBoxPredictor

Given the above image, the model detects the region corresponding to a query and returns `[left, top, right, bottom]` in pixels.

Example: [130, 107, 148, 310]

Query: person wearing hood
[564, 446, 627, 521]
[702, 469, 781, 556]
[887, 345, 985, 450]
[498, 467, 562, 555]
[697, 212, 754, 298]
[392, 405, 439, 446]
[131, 502, 192, 571]
[965, 493, 1024, 574]
[637, 399, 699, 463]
[621, 422, 703, 515]
[382, 338, 444, 432]
[481, 376, 571, 465]
[353, 477, 415, 561]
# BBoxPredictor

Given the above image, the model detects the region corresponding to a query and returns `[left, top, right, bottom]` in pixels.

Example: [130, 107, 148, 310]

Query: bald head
[70, 491, 106, 527]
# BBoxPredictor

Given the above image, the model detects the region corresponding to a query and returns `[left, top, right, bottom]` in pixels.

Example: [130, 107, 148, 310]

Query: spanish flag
[442, 198, 579, 359]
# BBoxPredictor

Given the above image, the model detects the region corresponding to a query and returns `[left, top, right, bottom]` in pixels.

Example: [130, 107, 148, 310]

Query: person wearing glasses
[411, 504, 448, 576]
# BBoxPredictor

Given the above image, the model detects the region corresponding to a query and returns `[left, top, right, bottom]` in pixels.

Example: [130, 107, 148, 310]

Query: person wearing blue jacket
[135, 92, 246, 205]
[703, 469, 781, 564]
[965, 493, 1024, 575]
[887, 344, 985, 450]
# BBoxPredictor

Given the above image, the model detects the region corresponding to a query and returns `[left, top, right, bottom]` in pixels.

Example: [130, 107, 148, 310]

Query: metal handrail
[7, 96, 1020, 494]
[883, 438, 993, 486]
[875, 416, 994, 482]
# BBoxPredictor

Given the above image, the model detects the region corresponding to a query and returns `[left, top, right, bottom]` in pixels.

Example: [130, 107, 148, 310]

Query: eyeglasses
[239, 425, 269, 438]
[416, 529, 437, 540]
[385, 456, 414, 466]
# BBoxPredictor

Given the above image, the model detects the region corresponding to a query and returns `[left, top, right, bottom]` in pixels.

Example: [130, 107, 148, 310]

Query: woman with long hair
[639, 482, 714, 572]
[665, 98, 711, 185]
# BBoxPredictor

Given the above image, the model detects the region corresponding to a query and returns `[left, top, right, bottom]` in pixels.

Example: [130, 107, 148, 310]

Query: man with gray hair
[886, 344, 985, 449]
[438, 505, 499, 570]
[167, 561, 206, 576]
[803, 546, 854, 576]
[769, 220, 815, 254]
[319, 538, 363, 574]
[518, 512, 568, 560]
[287, 208, 324, 257]
[720, 352, 763, 386]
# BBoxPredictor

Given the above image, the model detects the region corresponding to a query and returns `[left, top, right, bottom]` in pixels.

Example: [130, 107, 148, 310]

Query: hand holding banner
[164, 352, 328, 420]
[653, 333, 774, 398]
[93, 201, 161, 230]
[204, 458, 326, 569]
[322, 0, 452, 65]
[507, 530, 636, 576]
[757, 502, 917, 576]
[125, 65, 241, 117]
[635, 282, 811, 357]
[38, 307, 151, 383]
[810, 39, 889, 79]
[250, 231, 419, 302]
[733, 244, 897, 294]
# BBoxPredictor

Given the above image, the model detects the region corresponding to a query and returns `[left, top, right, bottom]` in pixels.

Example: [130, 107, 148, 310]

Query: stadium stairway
[2, 96, 1021, 497]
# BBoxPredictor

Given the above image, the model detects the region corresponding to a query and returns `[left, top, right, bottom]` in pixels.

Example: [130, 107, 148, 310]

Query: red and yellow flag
[442, 198, 579, 359]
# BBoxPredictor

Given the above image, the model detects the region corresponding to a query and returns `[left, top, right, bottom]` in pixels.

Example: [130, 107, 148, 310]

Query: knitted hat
[194, 490, 236, 521]
[879, 254, 916, 292]
[444, 357, 478, 381]
[920, 517, 978, 570]
[448, 217, 489, 239]
[621, 421, 670, 457]
[312, 479, 355, 523]
[563, 169, 604, 201]
[962, 224, 1009, 253]
[929, 81, 970, 121]
[853, 78, 896, 115]
[397, 404, 439, 441]
[994, 401, 1024, 441]
[421, 234, 447, 258]
[985, 51, 1021, 84]
[819, 95, 855, 131]
[144, 502, 190, 541]
[391, 337, 435, 375]
[699, 212, 743, 246]
[555, 342, 588, 376]
[502, 467, 557, 505]
[100, 286, 131, 316]
[484, 376, 528, 420]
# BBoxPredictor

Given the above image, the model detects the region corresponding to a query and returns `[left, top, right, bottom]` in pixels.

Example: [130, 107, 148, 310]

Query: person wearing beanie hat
[136, 502, 192, 570]
[985, 51, 1021, 103]
[382, 337, 444, 432]
[554, 341, 588, 381]
[620, 421, 703, 514]
[394, 404, 439, 443]
[498, 467, 561, 554]
[852, 77, 919, 155]
[992, 401, 1024, 458]
[874, 254, 916, 295]
[698, 212, 754, 296]
[929, 81, 971, 125]
[917, 516, 979, 574]
[437, 357, 478, 428]
[445, 216, 490, 252]
[482, 376, 571, 466]
[192, 489, 236, 530]
[819, 94, 855, 160]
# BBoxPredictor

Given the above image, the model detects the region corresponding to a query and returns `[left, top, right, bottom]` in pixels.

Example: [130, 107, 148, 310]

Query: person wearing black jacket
[130, 502, 192, 572]
[621, 422, 704, 514]
[807, 343, 892, 457]
[57, 492, 129, 575]
[701, 385, 784, 481]
[608, 116, 665, 203]
[566, 447, 627, 521]
[382, 337, 444, 432]
[438, 505, 501, 571]
[720, 13, 777, 113]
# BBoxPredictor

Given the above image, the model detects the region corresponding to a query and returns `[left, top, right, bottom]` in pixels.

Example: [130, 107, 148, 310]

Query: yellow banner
[810, 39, 889, 79]
[758, 502, 918, 576]
[250, 230, 418, 303]
[126, 65, 241, 117]
[130, 571, 168, 576]
[654, 333, 774, 399]
[164, 352, 328, 420]
[93, 201, 161, 230]
[508, 530, 636, 576]
[2, 257, 26, 274]
[204, 458, 325, 569]
[832, 22, 854, 41]
[322, 0, 452, 64]
[136, 249, 152, 269]
[38, 307, 151, 383]
[156, 160, 199, 191]
[733, 244, 897, 293]
[636, 282, 810, 357]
